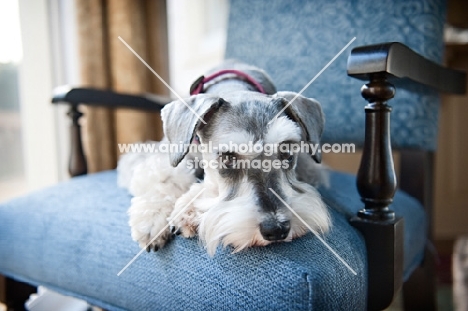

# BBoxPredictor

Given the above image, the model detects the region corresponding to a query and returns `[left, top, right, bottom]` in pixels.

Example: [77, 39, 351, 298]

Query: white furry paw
[168, 184, 206, 239]
[169, 206, 199, 239]
[125, 152, 198, 251]
[128, 195, 173, 251]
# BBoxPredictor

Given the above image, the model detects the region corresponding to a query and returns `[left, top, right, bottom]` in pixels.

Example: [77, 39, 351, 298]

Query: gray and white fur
[118, 61, 331, 255]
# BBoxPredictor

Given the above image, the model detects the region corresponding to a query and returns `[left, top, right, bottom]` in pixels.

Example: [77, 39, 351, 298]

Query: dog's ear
[274, 91, 324, 163]
[161, 94, 224, 167]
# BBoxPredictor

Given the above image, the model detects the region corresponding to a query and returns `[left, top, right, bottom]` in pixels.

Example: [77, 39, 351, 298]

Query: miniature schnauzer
[118, 61, 331, 255]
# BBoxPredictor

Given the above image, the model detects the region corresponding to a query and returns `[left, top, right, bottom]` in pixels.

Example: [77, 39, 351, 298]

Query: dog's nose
[260, 220, 290, 241]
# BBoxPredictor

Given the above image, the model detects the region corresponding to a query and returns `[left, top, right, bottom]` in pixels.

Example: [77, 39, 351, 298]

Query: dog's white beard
[119, 145, 331, 255]
[287, 183, 331, 237]
[197, 183, 265, 255]
[196, 178, 330, 256]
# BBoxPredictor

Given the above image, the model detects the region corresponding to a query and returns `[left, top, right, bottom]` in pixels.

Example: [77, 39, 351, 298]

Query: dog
[118, 61, 331, 256]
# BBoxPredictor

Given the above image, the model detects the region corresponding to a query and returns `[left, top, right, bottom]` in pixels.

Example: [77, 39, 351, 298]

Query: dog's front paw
[169, 208, 199, 239]
[128, 196, 173, 251]
[168, 184, 205, 238]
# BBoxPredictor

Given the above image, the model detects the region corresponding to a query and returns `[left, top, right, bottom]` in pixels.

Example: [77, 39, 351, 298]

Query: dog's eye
[279, 151, 294, 163]
[221, 153, 236, 169]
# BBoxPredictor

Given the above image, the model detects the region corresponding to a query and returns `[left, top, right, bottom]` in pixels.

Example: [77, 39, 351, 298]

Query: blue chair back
[226, 0, 446, 150]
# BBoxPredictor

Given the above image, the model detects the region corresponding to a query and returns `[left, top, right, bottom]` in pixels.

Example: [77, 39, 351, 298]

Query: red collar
[190, 69, 266, 95]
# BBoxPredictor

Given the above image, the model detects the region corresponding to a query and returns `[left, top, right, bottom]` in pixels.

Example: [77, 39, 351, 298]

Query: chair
[1, 0, 466, 310]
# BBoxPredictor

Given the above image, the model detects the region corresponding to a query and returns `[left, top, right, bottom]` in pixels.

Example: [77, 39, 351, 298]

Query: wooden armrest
[344, 42, 468, 311]
[51, 86, 171, 111]
[51, 86, 172, 177]
[347, 42, 466, 94]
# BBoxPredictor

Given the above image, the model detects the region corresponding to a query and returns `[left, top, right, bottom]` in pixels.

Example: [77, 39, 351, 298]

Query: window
[168, 0, 229, 95]
[0, 0, 26, 201]
[0, 0, 79, 201]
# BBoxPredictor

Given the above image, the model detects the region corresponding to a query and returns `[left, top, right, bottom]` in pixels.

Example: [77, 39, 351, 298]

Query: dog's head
[161, 91, 330, 255]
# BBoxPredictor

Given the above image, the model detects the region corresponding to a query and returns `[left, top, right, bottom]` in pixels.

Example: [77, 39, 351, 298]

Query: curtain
[76, 0, 168, 173]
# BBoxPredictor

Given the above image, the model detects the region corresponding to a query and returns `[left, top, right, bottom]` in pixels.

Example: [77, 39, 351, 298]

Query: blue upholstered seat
[0, 170, 425, 310]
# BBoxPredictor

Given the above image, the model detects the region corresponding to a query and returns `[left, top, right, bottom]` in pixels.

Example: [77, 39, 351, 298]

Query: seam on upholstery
[305, 272, 313, 310]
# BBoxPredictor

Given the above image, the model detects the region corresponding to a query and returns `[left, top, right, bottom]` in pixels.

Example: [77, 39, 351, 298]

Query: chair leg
[402, 247, 437, 311]
[0, 275, 36, 311]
